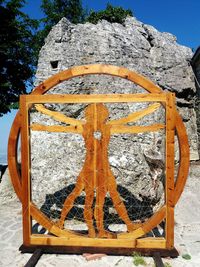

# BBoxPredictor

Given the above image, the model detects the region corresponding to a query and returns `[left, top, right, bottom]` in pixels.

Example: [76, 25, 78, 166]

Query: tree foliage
[86, 3, 133, 24]
[0, 0, 38, 116]
[0, 1, 133, 116]
[41, 0, 85, 25]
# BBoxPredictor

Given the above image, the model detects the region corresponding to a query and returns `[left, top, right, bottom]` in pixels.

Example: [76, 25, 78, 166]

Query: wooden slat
[35, 104, 84, 126]
[137, 238, 166, 249]
[108, 103, 161, 125]
[94, 103, 109, 238]
[22, 93, 167, 104]
[165, 93, 175, 249]
[174, 113, 190, 204]
[30, 235, 136, 248]
[20, 95, 31, 246]
[30, 124, 83, 134]
[110, 124, 165, 134]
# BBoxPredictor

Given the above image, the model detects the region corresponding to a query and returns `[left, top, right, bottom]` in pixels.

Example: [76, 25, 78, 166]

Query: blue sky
[21, 0, 200, 49]
[0, 0, 200, 159]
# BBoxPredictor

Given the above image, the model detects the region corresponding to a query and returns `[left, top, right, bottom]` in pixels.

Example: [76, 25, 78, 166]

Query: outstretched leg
[94, 185, 116, 238]
[84, 185, 95, 237]
[56, 173, 84, 229]
[108, 172, 142, 232]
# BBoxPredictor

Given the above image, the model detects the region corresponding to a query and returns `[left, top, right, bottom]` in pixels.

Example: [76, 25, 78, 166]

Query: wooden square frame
[20, 92, 176, 253]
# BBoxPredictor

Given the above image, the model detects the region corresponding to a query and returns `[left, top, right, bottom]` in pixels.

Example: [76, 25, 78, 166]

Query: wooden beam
[136, 238, 166, 249]
[30, 124, 83, 134]
[174, 113, 190, 204]
[21, 93, 167, 104]
[165, 93, 176, 249]
[20, 244, 179, 257]
[20, 95, 31, 246]
[24, 249, 43, 267]
[30, 235, 136, 248]
[153, 252, 165, 267]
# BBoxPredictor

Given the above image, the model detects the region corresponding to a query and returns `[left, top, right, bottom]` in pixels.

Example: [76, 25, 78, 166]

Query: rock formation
[30, 16, 198, 225]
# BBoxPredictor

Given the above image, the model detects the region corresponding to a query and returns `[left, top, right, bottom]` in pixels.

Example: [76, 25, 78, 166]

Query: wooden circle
[8, 64, 190, 236]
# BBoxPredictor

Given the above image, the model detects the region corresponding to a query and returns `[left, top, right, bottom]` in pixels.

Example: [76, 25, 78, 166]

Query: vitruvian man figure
[31, 101, 164, 238]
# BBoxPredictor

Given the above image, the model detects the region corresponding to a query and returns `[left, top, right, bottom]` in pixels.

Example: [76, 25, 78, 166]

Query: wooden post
[165, 93, 176, 249]
[20, 95, 31, 246]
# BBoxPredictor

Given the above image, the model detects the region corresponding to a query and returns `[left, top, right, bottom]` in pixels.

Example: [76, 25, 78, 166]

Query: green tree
[86, 3, 133, 24]
[0, 0, 38, 116]
[0, 1, 133, 117]
[41, 0, 85, 25]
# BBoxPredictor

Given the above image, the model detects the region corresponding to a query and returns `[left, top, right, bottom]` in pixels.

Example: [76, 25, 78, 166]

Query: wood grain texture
[30, 235, 136, 248]
[165, 93, 175, 249]
[20, 93, 167, 104]
[137, 238, 166, 249]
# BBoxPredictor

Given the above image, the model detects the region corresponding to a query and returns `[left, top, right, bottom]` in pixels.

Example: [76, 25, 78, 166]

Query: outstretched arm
[35, 104, 84, 126]
[107, 102, 165, 134]
[30, 104, 84, 133]
[107, 103, 161, 126]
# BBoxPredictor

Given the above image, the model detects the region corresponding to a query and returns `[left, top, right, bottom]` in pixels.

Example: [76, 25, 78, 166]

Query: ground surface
[0, 163, 199, 267]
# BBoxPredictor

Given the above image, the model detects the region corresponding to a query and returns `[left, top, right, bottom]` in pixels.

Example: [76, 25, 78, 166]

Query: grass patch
[132, 252, 147, 266]
[182, 253, 191, 260]
[164, 263, 172, 267]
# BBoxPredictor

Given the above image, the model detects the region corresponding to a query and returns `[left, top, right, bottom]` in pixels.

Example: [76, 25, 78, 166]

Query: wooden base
[20, 244, 179, 258]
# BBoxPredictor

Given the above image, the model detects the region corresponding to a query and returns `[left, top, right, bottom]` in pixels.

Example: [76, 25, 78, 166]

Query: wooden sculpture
[8, 64, 190, 255]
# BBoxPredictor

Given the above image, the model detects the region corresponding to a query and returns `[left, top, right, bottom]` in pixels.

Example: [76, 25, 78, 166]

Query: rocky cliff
[35, 17, 198, 159]
[30, 16, 198, 224]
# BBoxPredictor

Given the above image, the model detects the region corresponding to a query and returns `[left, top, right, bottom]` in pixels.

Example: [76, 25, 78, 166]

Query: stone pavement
[0, 163, 199, 266]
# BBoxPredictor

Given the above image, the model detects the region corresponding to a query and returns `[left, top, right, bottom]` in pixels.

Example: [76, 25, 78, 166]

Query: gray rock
[30, 17, 198, 227]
